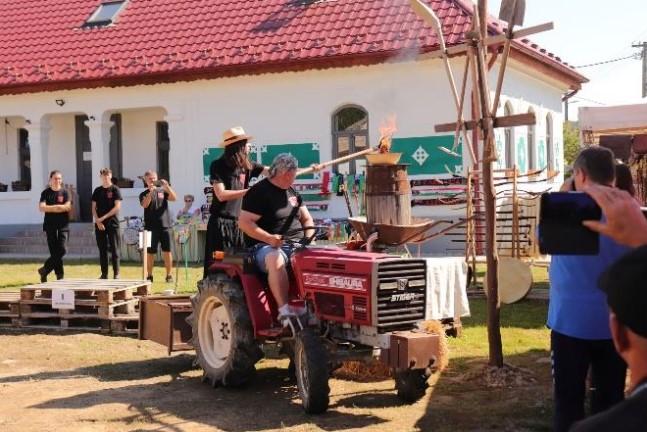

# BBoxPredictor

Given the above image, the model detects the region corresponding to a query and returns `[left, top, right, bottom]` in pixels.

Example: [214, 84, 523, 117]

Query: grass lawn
[0, 259, 554, 430]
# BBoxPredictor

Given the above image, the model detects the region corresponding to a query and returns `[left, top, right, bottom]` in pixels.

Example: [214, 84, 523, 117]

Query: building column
[24, 120, 51, 193]
[85, 118, 113, 190]
[164, 112, 191, 201]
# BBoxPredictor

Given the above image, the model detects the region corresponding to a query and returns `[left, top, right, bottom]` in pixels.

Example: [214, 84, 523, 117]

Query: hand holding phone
[539, 192, 602, 255]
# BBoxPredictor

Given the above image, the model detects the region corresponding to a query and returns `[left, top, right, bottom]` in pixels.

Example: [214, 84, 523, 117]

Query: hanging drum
[483, 257, 533, 304]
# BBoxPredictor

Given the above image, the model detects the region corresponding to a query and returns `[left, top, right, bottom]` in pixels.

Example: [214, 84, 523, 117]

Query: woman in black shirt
[38, 170, 71, 282]
[204, 127, 267, 276]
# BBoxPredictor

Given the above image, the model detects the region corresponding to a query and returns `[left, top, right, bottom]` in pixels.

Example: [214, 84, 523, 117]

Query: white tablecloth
[424, 257, 470, 320]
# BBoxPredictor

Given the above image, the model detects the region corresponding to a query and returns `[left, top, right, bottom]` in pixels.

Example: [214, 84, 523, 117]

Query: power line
[571, 95, 607, 106]
[573, 53, 640, 69]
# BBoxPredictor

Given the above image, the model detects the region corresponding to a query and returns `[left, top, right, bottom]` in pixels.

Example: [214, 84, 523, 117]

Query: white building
[0, 0, 585, 245]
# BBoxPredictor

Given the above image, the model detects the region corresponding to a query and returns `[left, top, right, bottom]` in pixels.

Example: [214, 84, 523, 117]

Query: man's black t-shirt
[209, 158, 264, 217]
[92, 185, 122, 229]
[241, 178, 303, 247]
[139, 188, 170, 230]
[40, 187, 70, 231]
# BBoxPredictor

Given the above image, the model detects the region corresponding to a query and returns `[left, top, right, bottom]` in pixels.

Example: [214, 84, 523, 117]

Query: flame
[378, 114, 397, 153]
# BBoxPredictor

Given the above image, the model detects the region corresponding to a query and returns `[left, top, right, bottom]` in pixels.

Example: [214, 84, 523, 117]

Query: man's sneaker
[165, 275, 173, 283]
[146, 275, 153, 282]
[113, 274, 120, 280]
[99, 274, 108, 280]
[37, 267, 47, 283]
[56, 274, 64, 280]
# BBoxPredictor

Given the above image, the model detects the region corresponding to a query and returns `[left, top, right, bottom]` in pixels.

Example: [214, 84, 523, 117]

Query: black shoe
[113, 274, 120, 280]
[56, 274, 64, 280]
[37, 267, 47, 283]
[146, 275, 153, 282]
[99, 275, 108, 280]
[165, 274, 173, 283]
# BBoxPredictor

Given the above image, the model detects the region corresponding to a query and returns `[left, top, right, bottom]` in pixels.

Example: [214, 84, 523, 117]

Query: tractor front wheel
[294, 328, 330, 414]
[394, 368, 431, 403]
[189, 276, 262, 387]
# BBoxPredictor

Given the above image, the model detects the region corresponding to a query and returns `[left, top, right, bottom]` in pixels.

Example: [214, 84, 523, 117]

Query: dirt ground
[0, 327, 552, 432]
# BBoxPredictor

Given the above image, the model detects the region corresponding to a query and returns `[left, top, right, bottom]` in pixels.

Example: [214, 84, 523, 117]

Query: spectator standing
[91, 168, 122, 279]
[139, 170, 177, 283]
[548, 147, 629, 432]
[37, 170, 71, 282]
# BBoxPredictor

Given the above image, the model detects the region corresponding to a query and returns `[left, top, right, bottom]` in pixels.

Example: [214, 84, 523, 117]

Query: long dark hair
[223, 139, 252, 171]
[615, 163, 636, 197]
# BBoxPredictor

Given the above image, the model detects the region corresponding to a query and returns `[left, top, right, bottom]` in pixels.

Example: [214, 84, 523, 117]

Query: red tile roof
[0, 0, 585, 95]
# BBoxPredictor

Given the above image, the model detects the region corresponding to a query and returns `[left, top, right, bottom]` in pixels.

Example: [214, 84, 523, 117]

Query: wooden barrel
[365, 164, 411, 225]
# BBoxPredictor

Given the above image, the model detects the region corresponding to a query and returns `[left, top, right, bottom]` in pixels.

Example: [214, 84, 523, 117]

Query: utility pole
[633, 42, 647, 98]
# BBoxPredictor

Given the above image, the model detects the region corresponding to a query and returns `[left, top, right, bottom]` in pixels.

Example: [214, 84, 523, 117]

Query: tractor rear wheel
[294, 328, 330, 414]
[189, 276, 263, 387]
[395, 368, 431, 403]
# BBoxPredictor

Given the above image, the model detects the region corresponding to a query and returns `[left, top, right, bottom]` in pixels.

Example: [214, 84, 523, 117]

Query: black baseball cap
[599, 245, 647, 338]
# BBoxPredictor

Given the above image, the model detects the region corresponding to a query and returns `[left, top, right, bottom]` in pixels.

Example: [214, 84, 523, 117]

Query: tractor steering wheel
[282, 226, 329, 246]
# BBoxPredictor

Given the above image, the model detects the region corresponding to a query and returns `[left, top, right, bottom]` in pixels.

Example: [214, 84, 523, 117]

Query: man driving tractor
[238, 153, 315, 323]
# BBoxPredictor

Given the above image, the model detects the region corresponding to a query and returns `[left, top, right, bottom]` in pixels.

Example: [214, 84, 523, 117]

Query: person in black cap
[38, 170, 71, 282]
[92, 168, 122, 279]
[571, 246, 647, 431]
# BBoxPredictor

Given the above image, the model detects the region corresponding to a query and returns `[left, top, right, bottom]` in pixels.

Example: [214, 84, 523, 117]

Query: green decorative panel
[202, 148, 224, 183]
[260, 143, 320, 179]
[391, 135, 463, 176]
[554, 139, 561, 173]
[495, 132, 505, 169]
[516, 136, 527, 172]
[202, 143, 320, 182]
[537, 139, 547, 169]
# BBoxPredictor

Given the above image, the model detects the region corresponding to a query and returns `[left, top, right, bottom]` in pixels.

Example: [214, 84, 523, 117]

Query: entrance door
[75, 115, 93, 222]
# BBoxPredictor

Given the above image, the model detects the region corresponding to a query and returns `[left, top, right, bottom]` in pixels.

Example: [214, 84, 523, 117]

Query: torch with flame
[378, 115, 397, 153]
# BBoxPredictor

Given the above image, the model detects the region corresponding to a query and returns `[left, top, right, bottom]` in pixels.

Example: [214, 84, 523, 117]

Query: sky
[488, 0, 647, 119]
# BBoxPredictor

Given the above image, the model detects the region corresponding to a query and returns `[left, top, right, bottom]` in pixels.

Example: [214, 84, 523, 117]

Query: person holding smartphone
[92, 168, 122, 279]
[548, 147, 630, 432]
[38, 170, 72, 282]
[139, 170, 177, 283]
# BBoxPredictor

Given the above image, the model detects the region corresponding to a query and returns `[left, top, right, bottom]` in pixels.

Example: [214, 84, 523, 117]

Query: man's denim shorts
[253, 245, 294, 273]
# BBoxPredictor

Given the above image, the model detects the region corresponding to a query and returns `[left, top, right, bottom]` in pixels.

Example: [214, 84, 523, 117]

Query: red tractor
[189, 227, 442, 414]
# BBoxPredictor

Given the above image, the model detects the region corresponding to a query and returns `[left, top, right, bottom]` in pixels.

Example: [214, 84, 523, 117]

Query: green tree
[563, 122, 581, 166]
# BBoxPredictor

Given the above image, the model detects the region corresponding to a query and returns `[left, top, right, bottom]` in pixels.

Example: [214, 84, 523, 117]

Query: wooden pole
[475, 0, 504, 368]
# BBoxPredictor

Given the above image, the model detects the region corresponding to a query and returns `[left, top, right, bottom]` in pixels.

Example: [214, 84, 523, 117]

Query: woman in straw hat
[203, 127, 268, 276]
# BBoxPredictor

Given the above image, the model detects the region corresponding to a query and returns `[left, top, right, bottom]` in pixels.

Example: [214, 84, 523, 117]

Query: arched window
[546, 114, 554, 172]
[332, 105, 368, 174]
[504, 102, 514, 168]
[527, 108, 535, 171]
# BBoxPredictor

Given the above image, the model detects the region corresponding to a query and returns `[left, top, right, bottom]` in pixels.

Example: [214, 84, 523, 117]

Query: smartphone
[154, 180, 163, 187]
[538, 192, 602, 255]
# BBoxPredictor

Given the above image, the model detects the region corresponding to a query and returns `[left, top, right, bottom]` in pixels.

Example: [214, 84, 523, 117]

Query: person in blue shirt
[548, 147, 629, 432]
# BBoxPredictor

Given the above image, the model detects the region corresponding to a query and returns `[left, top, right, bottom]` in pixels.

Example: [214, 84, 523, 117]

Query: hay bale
[333, 320, 449, 381]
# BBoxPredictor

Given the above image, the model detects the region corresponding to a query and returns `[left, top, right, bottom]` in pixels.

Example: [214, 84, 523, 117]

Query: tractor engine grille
[376, 260, 427, 333]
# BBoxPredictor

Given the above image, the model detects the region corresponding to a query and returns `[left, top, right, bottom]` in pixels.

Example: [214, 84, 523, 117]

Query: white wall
[47, 114, 77, 188]
[0, 57, 570, 226]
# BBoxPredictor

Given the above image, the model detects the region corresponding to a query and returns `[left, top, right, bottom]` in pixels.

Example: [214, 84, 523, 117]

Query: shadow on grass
[417, 349, 553, 432]
[464, 298, 549, 330]
[29, 364, 386, 432]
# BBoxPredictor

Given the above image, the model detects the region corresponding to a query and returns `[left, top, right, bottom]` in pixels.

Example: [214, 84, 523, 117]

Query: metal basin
[365, 152, 402, 165]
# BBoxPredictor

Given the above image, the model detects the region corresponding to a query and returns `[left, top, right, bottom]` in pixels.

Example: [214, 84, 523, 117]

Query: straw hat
[220, 126, 253, 147]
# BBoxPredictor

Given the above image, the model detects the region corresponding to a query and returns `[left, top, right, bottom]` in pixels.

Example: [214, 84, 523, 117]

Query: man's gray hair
[269, 153, 298, 178]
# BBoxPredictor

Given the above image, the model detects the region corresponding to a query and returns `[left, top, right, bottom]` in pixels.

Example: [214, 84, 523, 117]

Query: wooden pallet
[18, 279, 150, 333]
[0, 292, 20, 327]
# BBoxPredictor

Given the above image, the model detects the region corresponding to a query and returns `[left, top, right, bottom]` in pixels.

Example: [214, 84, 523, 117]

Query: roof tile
[0, 0, 584, 93]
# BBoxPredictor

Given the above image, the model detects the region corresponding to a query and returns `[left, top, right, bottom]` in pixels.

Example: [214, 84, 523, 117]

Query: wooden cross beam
[434, 112, 535, 133]
[419, 22, 554, 60]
